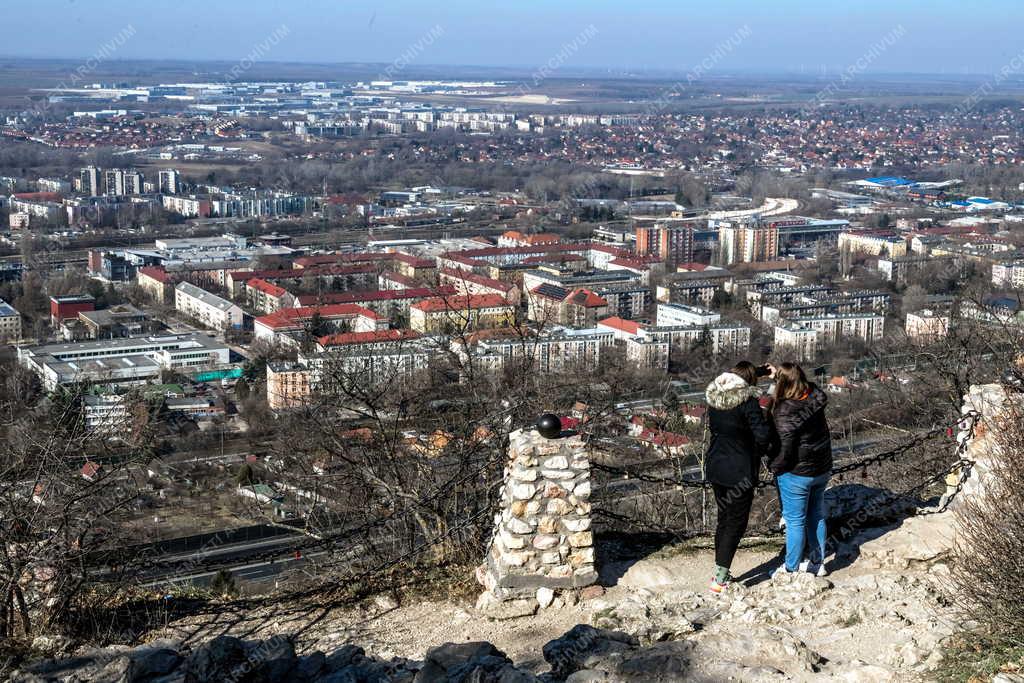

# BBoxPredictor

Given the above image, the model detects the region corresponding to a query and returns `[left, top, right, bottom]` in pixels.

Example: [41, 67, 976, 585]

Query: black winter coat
[769, 386, 832, 477]
[704, 373, 773, 488]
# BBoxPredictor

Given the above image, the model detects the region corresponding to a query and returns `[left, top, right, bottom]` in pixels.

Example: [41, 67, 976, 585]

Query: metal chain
[591, 413, 976, 491]
[595, 411, 982, 532]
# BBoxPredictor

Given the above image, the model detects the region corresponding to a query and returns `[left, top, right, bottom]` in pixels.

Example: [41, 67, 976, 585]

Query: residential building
[136, 266, 175, 304]
[624, 336, 670, 372]
[409, 294, 515, 334]
[439, 268, 520, 305]
[9, 212, 30, 230]
[253, 303, 384, 346]
[645, 322, 751, 356]
[245, 278, 297, 315]
[463, 326, 611, 374]
[175, 282, 244, 330]
[788, 313, 885, 345]
[79, 166, 102, 196]
[774, 323, 818, 362]
[102, 169, 143, 196]
[82, 394, 130, 436]
[0, 299, 21, 341]
[266, 361, 313, 410]
[38, 177, 71, 194]
[9, 196, 63, 221]
[497, 231, 560, 248]
[992, 260, 1024, 289]
[719, 224, 780, 264]
[905, 309, 950, 344]
[656, 303, 721, 327]
[158, 169, 181, 195]
[838, 230, 908, 258]
[307, 330, 432, 390]
[561, 288, 609, 328]
[635, 224, 695, 266]
[162, 194, 212, 218]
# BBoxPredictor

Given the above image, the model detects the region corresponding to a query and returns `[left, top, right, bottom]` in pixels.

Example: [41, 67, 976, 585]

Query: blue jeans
[777, 472, 830, 571]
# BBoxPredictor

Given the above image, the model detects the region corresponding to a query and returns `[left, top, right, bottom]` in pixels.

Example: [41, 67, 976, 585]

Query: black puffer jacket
[769, 385, 832, 477]
[704, 372, 773, 487]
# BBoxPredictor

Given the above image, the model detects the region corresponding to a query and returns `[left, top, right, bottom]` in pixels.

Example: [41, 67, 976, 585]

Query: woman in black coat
[768, 362, 832, 577]
[704, 361, 772, 593]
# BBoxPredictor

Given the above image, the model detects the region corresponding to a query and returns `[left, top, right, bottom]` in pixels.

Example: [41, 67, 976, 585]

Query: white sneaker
[798, 560, 829, 577]
[770, 565, 793, 580]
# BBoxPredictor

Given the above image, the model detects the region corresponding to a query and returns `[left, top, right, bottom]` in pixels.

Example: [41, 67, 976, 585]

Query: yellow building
[409, 294, 515, 334]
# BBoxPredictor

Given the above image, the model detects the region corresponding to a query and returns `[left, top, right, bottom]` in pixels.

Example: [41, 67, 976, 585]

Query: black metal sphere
[536, 413, 562, 439]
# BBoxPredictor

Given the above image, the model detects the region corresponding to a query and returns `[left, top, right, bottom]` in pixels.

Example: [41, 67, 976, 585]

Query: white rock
[537, 587, 555, 609]
[542, 456, 569, 469]
[506, 517, 533, 534]
[562, 518, 592, 532]
[512, 483, 536, 500]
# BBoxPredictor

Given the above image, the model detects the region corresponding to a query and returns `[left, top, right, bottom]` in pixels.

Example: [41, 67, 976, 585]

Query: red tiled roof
[318, 329, 421, 347]
[255, 303, 379, 330]
[230, 264, 377, 282]
[565, 288, 607, 308]
[380, 271, 418, 287]
[296, 286, 455, 307]
[292, 252, 434, 269]
[137, 266, 171, 283]
[597, 316, 642, 334]
[14, 191, 62, 202]
[411, 294, 511, 313]
[639, 429, 690, 448]
[609, 257, 653, 270]
[246, 278, 289, 298]
[439, 267, 514, 292]
[521, 253, 587, 265]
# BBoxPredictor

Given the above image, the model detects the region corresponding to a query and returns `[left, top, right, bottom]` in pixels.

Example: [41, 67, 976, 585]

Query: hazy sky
[5, 0, 1023, 76]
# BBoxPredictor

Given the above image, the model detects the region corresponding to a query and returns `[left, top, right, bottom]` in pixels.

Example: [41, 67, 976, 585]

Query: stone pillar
[953, 382, 1024, 505]
[475, 427, 597, 618]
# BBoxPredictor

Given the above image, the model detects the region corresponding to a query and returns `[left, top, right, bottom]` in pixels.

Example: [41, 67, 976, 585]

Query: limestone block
[568, 531, 594, 548]
[533, 535, 560, 550]
[542, 456, 569, 469]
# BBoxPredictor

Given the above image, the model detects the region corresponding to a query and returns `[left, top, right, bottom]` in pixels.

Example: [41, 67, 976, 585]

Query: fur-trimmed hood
[705, 372, 761, 410]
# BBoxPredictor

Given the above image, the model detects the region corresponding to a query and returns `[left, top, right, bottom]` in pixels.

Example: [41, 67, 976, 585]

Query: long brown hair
[730, 360, 758, 386]
[773, 362, 810, 404]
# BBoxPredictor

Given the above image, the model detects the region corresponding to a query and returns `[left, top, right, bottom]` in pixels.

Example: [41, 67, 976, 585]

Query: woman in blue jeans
[768, 363, 832, 576]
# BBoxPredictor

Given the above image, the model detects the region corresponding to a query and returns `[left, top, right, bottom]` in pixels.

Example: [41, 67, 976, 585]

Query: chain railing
[591, 411, 981, 537]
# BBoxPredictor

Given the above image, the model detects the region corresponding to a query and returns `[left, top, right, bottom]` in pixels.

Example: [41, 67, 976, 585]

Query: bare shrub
[951, 401, 1024, 643]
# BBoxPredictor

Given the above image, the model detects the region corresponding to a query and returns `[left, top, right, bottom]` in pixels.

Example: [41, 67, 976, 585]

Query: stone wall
[953, 382, 1024, 505]
[475, 427, 597, 618]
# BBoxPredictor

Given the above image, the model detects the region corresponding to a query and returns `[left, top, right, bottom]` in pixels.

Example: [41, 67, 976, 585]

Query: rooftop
[318, 329, 421, 347]
[175, 282, 239, 313]
[411, 294, 511, 313]
[255, 304, 380, 330]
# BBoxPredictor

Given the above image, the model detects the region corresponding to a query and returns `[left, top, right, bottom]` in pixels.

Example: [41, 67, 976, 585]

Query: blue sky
[4, 0, 1023, 76]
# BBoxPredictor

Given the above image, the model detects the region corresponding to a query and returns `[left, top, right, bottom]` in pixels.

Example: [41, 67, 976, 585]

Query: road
[703, 196, 800, 220]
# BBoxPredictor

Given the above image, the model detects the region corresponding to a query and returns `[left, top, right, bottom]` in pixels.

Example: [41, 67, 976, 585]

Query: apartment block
[175, 282, 244, 330]
[0, 299, 21, 341]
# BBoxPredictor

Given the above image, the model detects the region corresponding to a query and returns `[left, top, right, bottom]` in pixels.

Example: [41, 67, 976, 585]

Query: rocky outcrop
[11, 556, 956, 682]
[11, 636, 543, 683]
